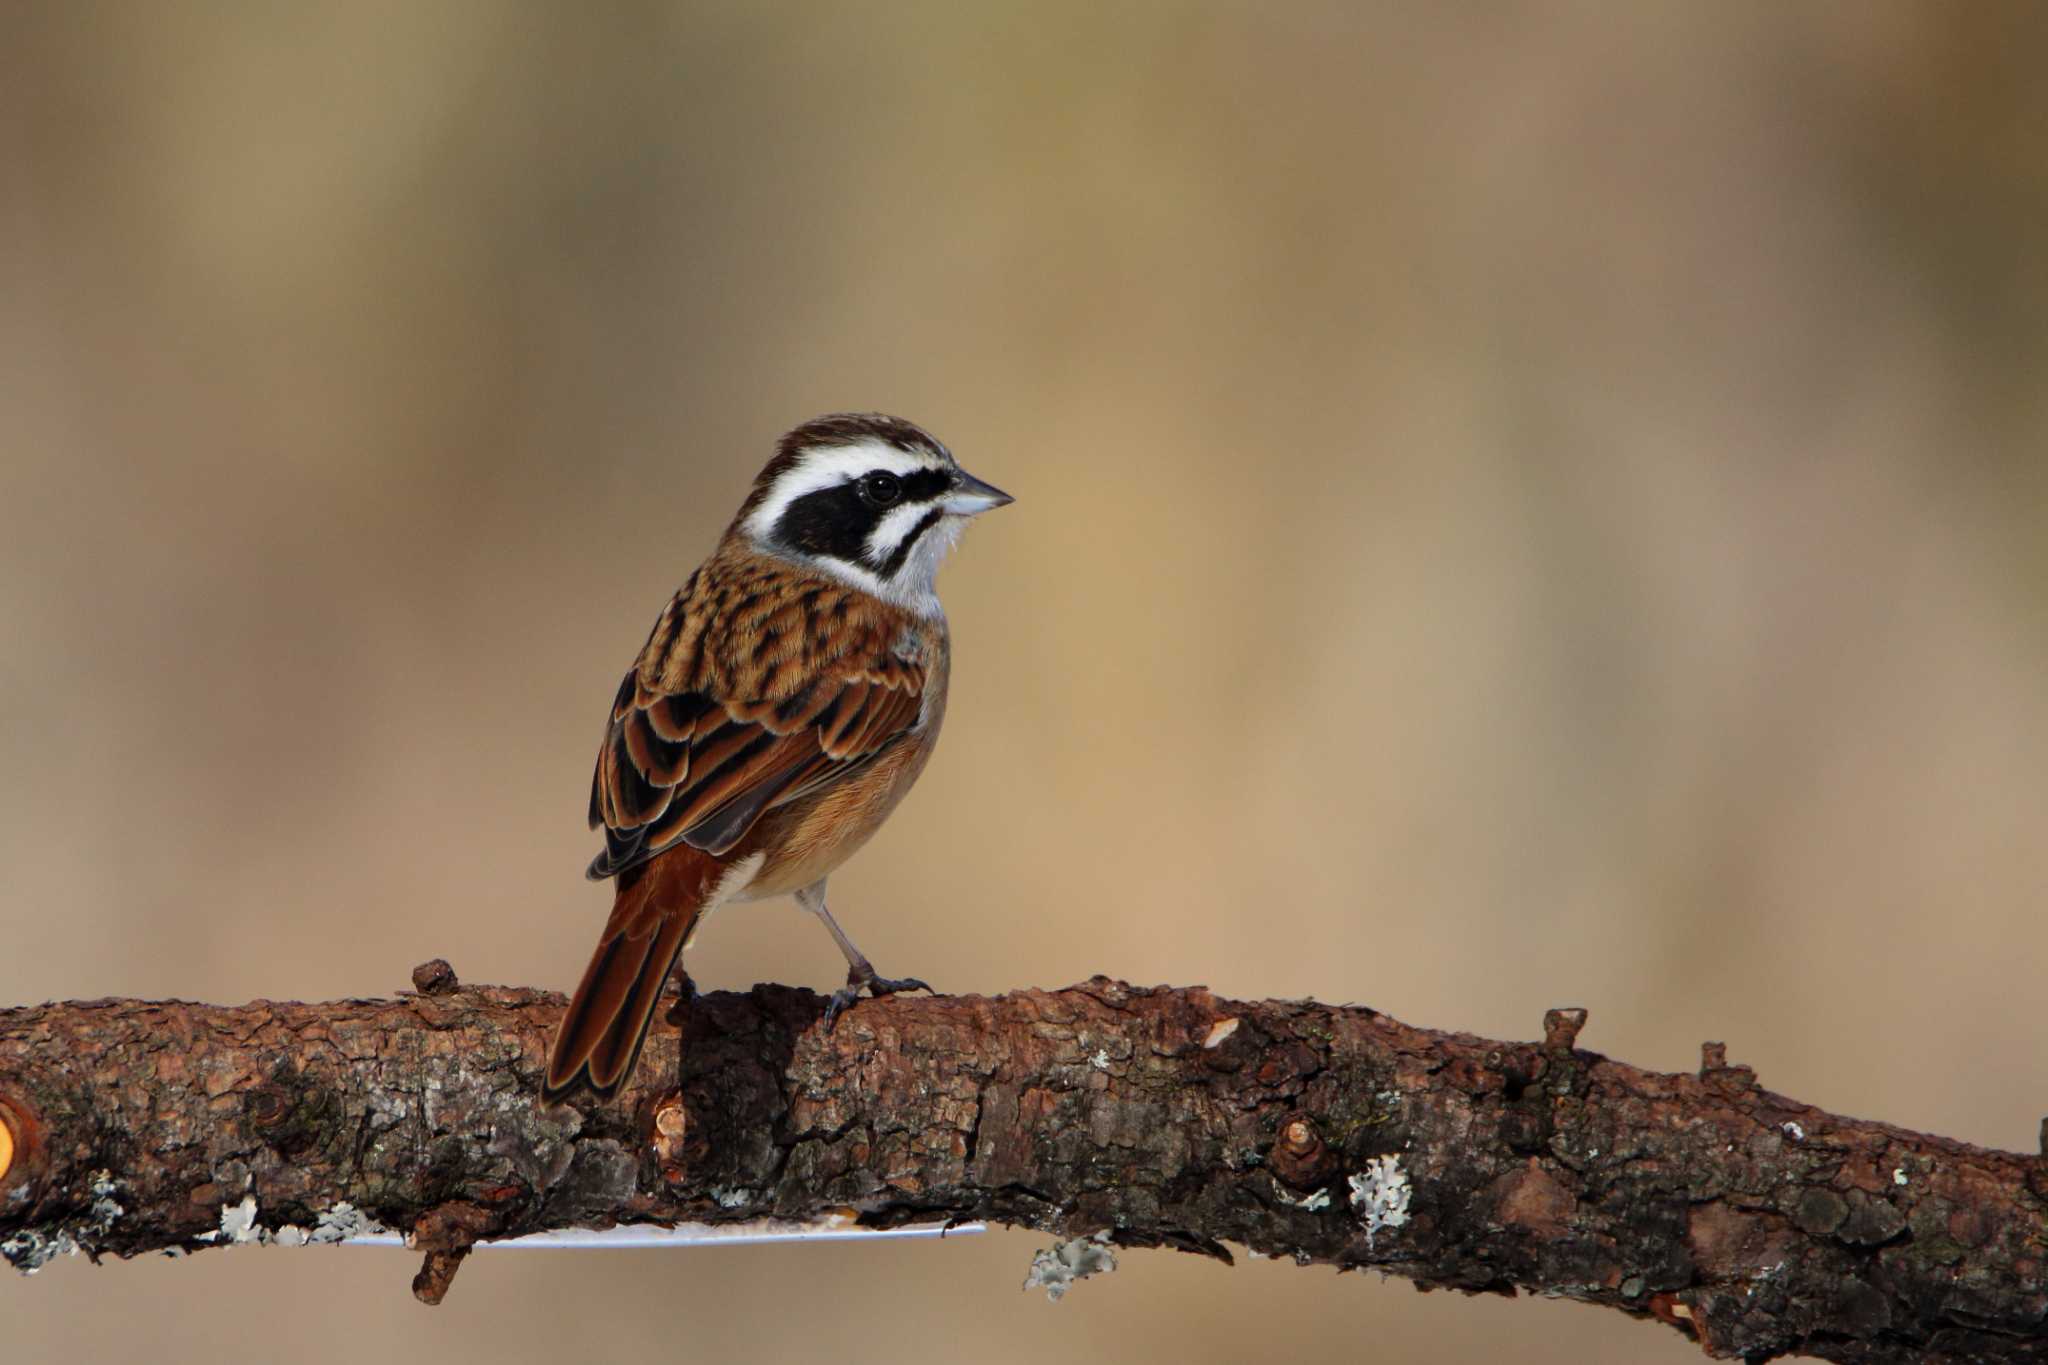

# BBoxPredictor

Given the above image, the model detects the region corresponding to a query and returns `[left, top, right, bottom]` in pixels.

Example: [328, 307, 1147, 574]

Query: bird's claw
[821, 984, 862, 1032]
[820, 969, 934, 1032]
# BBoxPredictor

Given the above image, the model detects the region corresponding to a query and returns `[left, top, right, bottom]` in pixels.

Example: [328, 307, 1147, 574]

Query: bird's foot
[821, 966, 934, 1032]
[865, 972, 933, 998]
[663, 968, 702, 1025]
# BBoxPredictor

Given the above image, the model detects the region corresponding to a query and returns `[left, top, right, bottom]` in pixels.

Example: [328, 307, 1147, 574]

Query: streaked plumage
[544, 413, 1010, 1103]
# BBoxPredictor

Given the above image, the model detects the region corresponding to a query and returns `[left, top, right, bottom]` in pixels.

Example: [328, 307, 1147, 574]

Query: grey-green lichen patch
[190, 1195, 394, 1248]
[2, 1224, 73, 1274]
[1024, 1230, 1117, 1302]
[309, 1200, 391, 1243]
[2, 1170, 123, 1275]
[1348, 1155, 1411, 1249]
[210, 1194, 263, 1244]
[85, 1172, 123, 1230]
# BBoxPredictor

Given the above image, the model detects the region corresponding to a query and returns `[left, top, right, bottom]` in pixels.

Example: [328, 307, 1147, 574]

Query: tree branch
[2, 968, 2043, 1360]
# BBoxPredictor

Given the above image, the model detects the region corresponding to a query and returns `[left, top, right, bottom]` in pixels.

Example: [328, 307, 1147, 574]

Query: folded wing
[586, 654, 926, 880]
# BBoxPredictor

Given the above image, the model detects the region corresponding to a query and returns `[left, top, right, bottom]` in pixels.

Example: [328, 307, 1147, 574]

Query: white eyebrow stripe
[741, 439, 936, 545]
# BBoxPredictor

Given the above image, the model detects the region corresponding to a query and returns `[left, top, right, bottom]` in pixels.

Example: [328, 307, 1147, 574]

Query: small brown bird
[543, 413, 1012, 1103]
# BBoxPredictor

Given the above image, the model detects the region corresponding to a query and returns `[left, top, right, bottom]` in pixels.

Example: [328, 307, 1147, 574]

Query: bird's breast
[736, 640, 950, 901]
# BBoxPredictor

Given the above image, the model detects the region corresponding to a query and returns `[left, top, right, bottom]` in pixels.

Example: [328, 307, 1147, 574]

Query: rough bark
[2, 970, 2044, 1360]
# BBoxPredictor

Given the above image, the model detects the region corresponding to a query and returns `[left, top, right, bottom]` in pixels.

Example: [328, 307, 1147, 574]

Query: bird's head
[735, 413, 1012, 614]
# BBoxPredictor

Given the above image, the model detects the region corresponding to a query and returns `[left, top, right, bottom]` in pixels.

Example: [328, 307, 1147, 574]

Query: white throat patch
[863, 500, 936, 566]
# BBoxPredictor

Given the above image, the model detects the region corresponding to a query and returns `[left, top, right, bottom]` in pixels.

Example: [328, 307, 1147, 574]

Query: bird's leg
[795, 880, 931, 1030]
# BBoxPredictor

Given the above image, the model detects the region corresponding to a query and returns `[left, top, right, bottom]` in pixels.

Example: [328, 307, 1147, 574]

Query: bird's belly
[732, 724, 943, 901]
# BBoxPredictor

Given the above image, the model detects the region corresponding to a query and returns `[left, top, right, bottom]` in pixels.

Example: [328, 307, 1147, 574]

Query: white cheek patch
[863, 500, 936, 566]
[742, 440, 935, 546]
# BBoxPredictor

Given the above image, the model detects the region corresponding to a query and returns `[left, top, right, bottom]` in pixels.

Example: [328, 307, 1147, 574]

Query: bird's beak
[943, 469, 1015, 517]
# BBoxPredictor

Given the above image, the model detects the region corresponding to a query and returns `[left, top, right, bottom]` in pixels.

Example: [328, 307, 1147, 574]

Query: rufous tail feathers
[543, 856, 707, 1103]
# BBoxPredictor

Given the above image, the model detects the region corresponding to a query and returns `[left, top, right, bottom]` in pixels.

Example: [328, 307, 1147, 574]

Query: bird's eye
[862, 473, 902, 506]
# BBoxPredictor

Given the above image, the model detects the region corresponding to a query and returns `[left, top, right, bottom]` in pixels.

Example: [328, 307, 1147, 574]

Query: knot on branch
[1268, 1113, 1332, 1189]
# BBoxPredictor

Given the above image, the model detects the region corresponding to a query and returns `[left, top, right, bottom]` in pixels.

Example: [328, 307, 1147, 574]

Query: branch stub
[1269, 1112, 1332, 1188]
[0, 1092, 44, 1199]
[650, 1091, 690, 1180]
[1542, 1007, 1588, 1055]
[410, 958, 459, 996]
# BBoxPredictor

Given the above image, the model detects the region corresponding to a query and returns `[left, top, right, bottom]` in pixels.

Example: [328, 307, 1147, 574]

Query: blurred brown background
[3, 2, 2045, 1360]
